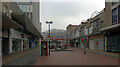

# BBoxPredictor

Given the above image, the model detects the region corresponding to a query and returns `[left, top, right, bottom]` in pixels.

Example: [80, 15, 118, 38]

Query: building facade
[66, 24, 78, 47]
[66, 1, 120, 53]
[1, 1, 42, 56]
[88, 9, 105, 51]
[101, 1, 120, 52]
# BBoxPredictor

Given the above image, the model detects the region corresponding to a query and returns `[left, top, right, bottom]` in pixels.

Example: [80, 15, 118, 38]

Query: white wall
[89, 26, 92, 34]
[0, 1, 2, 12]
[75, 30, 79, 38]
[10, 29, 28, 39]
[32, 2, 41, 33]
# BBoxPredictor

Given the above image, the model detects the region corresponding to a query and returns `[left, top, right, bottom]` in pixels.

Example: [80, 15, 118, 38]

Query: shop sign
[96, 42, 98, 48]
[21, 34, 24, 38]
[81, 38, 84, 42]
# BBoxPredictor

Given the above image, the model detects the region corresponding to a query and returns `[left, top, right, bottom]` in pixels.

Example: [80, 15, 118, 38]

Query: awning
[2, 13, 23, 29]
[11, 13, 43, 39]
[100, 24, 120, 32]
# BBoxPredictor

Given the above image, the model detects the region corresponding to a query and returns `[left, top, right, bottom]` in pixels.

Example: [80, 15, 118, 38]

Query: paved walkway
[3, 48, 40, 65]
[2, 47, 39, 64]
[69, 47, 119, 58]
[2, 47, 119, 66]
[34, 47, 119, 65]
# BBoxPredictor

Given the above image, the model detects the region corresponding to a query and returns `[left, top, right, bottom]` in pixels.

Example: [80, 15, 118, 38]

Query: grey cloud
[40, 1, 105, 32]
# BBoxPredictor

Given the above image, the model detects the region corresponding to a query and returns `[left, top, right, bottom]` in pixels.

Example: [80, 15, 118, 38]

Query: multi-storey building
[101, 1, 120, 52]
[1, 1, 42, 55]
[88, 9, 105, 51]
[66, 1, 120, 52]
[42, 29, 66, 47]
[66, 24, 78, 47]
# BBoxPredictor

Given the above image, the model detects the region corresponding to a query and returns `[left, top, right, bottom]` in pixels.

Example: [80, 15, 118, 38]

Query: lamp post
[46, 21, 53, 55]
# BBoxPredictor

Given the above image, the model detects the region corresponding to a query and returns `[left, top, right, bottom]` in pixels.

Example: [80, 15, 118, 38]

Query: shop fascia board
[2, 13, 23, 29]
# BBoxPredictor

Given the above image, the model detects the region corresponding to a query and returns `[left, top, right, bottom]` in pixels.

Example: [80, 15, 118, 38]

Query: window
[10, 10, 13, 18]
[112, 8, 118, 23]
[26, 13, 29, 17]
[118, 6, 120, 23]
[26, 5, 29, 12]
[100, 21, 104, 28]
[30, 13, 32, 19]
[3, 6, 7, 16]
[19, 5, 23, 10]
[22, 5, 26, 12]
[30, 5, 32, 12]
[112, 2, 117, 6]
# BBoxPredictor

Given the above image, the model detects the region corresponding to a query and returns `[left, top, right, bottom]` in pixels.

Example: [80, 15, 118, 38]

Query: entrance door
[2, 38, 9, 55]
[89, 40, 94, 49]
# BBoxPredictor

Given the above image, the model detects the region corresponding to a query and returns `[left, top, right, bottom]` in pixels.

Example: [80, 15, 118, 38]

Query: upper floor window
[112, 8, 118, 23]
[112, 2, 117, 6]
[26, 5, 30, 12]
[30, 5, 32, 12]
[21, 4, 25, 12]
[3, 5, 7, 16]
[30, 13, 32, 19]
[10, 10, 13, 18]
[100, 21, 104, 28]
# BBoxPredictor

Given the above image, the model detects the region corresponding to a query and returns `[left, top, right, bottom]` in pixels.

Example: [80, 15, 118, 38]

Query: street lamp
[46, 21, 53, 55]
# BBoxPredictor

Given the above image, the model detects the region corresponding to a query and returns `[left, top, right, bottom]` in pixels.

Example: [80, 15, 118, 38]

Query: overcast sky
[40, 0, 105, 32]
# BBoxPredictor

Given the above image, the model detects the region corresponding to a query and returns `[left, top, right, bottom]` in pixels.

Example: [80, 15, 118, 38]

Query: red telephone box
[41, 41, 48, 56]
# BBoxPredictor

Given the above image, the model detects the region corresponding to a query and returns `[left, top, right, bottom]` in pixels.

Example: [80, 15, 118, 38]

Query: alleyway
[2, 47, 119, 67]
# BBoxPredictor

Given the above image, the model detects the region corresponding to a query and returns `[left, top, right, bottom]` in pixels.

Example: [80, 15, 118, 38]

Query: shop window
[118, 6, 120, 23]
[112, 8, 118, 24]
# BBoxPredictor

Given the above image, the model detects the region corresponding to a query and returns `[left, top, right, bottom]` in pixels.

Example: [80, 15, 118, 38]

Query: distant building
[66, 24, 78, 47]
[42, 29, 66, 46]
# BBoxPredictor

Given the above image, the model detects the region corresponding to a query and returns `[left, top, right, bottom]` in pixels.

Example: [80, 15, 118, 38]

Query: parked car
[61, 44, 67, 49]
[50, 45, 55, 49]
[54, 44, 61, 49]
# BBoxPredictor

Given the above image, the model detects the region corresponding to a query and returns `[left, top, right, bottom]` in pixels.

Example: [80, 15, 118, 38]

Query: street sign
[48, 35, 51, 37]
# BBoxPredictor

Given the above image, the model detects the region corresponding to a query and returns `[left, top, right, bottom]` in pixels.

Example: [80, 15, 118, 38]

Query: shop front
[106, 31, 120, 52]
[101, 24, 120, 52]
[12, 38, 21, 53]
[89, 35, 104, 50]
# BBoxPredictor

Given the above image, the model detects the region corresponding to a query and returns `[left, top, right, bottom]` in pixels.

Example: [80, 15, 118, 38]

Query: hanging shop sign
[21, 34, 24, 38]
[81, 38, 84, 42]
